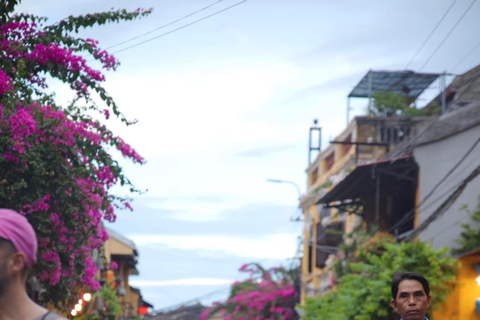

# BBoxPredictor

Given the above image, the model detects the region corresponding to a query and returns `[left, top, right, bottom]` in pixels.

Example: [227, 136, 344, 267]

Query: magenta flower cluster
[0, 15, 145, 304]
[0, 20, 119, 99]
[201, 264, 298, 320]
[0, 69, 13, 95]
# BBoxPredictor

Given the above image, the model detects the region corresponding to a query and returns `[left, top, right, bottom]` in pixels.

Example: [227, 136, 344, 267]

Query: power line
[406, 164, 480, 240]
[109, 0, 248, 56]
[450, 39, 480, 72]
[393, 177, 465, 233]
[418, 0, 478, 71]
[391, 175, 469, 236]
[404, 0, 459, 70]
[424, 203, 472, 241]
[360, 0, 476, 117]
[389, 136, 480, 232]
[151, 245, 303, 314]
[153, 286, 230, 314]
[105, 0, 226, 51]
[354, 0, 461, 107]
[390, 75, 480, 161]
[391, 137, 480, 231]
[150, 223, 302, 314]
[416, 136, 480, 209]
[349, 0, 461, 117]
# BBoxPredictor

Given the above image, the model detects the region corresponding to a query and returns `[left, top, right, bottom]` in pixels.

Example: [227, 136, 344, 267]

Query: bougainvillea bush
[0, 0, 151, 307]
[201, 263, 299, 320]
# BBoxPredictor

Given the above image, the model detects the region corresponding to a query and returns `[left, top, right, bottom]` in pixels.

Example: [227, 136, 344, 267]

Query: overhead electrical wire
[404, 0, 459, 70]
[358, 0, 476, 105]
[350, 0, 464, 116]
[421, 154, 480, 239]
[388, 136, 480, 233]
[390, 176, 470, 235]
[413, 136, 480, 208]
[105, 0, 226, 51]
[149, 207, 302, 315]
[151, 234, 304, 315]
[389, 75, 480, 161]
[450, 39, 480, 72]
[109, 0, 248, 56]
[418, 0, 478, 71]
[153, 286, 230, 314]
[425, 204, 473, 241]
[405, 164, 480, 240]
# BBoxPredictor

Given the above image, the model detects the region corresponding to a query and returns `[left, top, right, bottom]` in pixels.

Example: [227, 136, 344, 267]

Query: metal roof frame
[348, 70, 441, 99]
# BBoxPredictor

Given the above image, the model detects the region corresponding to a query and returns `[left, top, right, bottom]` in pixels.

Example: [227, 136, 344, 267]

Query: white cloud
[128, 233, 297, 260]
[101, 59, 297, 158]
[130, 278, 234, 287]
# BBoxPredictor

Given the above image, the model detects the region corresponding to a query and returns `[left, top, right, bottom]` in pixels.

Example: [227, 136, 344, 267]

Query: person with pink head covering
[0, 208, 66, 320]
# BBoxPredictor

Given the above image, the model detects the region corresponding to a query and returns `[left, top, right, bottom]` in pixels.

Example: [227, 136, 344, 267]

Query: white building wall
[414, 125, 480, 251]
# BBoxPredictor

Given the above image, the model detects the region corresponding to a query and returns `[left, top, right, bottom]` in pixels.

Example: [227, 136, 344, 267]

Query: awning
[141, 300, 154, 308]
[317, 156, 417, 204]
[348, 70, 440, 99]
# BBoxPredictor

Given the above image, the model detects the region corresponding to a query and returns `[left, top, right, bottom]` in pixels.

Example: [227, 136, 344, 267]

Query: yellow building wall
[433, 255, 480, 320]
[101, 234, 140, 317]
[301, 120, 396, 303]
[127, 289, 140, 317]
[104, 237, 135, 259]
[119, 259, 139, 317]
[302, 132, 357, 304]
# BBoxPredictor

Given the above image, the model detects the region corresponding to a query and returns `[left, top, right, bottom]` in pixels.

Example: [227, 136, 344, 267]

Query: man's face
[390, 279, 431, 320]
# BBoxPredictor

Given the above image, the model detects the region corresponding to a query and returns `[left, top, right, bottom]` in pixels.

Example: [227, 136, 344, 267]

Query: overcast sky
[15, 0, 480, 311]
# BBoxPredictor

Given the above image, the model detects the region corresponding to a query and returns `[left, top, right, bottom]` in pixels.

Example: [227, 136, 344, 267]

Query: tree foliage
[301, 231, 459, 320]
[368, 92, 432, 117]
[79, 285, 123, 320]
[201, 263, 299, 320]
[0, 0, 151, 308]
[452, 197, 480, 255]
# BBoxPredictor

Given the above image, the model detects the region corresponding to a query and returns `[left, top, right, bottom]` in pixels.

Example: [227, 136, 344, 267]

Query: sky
[15, 0, 480, 311]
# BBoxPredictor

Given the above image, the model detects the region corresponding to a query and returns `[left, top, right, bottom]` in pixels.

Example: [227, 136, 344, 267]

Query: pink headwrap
[0, 209, 38, 268]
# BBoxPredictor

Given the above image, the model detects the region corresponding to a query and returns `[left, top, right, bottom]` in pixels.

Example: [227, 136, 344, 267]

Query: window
[380, 126, 411, 144]
[325, 152, 335, 172]
[315, 221, 344, 268]
[318, 205, 331, 220]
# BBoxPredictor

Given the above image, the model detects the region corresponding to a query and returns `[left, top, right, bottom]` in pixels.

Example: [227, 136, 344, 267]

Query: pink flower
[0, 69, 14, 95]
[110, 261, 118, 270]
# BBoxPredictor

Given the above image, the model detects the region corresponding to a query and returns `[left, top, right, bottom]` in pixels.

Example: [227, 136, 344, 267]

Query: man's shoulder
[47, 313, 68, 320]
[35, 311, 68, 320]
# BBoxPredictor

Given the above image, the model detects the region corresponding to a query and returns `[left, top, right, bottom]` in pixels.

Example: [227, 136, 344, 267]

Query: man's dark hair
[391, 271, 430, 300]
[0, 237, 17, 255]
[0, 237, 28, 278]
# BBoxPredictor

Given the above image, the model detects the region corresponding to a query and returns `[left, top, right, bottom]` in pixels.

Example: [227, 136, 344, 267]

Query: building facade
[102, 228, 152, 318]
[300, 115, 425, 303]
[410, 102, 480, 320]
